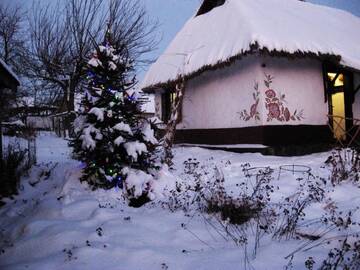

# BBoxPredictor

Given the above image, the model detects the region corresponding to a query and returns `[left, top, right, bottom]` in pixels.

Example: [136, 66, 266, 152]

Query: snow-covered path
[0, 133, 359, 269]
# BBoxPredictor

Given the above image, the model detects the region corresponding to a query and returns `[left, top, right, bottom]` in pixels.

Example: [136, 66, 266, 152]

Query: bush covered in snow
[157, 151, 360, 269]
[325, 148, 360, 186]
[163, 158, 276, 230]
[0, 144, 28, 200]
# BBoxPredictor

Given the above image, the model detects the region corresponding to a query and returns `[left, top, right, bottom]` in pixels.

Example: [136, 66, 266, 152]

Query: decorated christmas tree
[71, 30, 159, 202]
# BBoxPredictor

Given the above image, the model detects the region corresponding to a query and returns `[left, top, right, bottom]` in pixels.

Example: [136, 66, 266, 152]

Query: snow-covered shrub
[164, 159, 276, 229]
[301, 149, 360, 269]
[305, 257, 316, 270]
[195, 164, 277, 255]
[325, 148, 360, 185]
[163, 158, 209, 212]
[319, 238, 360, 270]
[276, 151, 360, 269]
[202, 166, 274, 225]
[274, 176, 326, 240]
[163, 158, 227, 213]
[0, 144, 28, 199]
[121, 167, 153, 207]
[315, 207, 360, 269]
[322, 206, 354, 231]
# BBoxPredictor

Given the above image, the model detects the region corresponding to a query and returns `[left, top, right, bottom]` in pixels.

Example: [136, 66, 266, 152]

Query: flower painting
[239, 74, 304, 123]
[263, 74, 304, 122]
[238, 82, 261, 122]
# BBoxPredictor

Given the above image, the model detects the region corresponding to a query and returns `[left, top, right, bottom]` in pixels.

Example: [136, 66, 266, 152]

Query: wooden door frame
[323, 63, 354, 132]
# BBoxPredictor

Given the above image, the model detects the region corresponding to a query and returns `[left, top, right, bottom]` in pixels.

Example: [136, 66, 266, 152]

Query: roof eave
[142, 48, 347, 92]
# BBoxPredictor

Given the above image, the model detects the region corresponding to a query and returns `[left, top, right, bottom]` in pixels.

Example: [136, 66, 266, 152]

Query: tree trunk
[68, 89, 75, 112]
[67, 80, 76, 112]
[0, 87, 3, 178]
[66, 82, 76, 137]
[162, 77, 185, 166]
[0, 123, 3, 174]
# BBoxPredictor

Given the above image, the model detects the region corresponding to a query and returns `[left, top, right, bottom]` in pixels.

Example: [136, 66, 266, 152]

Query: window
[327, 72, 344, 88]
[323, 64, 354, 140]
[196, 0, 226, 16]
[323, 66, 349, 100]
[161, 92, 181, 123]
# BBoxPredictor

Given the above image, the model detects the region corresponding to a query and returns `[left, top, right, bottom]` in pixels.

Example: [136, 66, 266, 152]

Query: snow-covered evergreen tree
[71, 32, 159, 201]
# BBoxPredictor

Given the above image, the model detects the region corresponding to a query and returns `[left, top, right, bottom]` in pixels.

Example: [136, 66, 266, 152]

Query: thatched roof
[141, 0, 360, 90]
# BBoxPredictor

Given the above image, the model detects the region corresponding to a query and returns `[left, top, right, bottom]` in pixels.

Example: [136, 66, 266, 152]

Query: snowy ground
[1, 132, 359, 270]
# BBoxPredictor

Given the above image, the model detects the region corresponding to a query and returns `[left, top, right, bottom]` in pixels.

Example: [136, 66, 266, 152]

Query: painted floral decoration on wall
[239, 74, 304, 122]
[238, 82, 261, 121]
[264, 74, 304, 122]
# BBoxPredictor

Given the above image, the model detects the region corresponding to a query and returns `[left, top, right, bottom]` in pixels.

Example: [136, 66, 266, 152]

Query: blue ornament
[114, 175, 123, 190]
[127, 94, 136, 102]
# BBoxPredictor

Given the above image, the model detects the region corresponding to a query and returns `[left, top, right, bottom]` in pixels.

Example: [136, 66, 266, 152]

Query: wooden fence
[52, 112, 76, 138]
[327, 115, 360, 148]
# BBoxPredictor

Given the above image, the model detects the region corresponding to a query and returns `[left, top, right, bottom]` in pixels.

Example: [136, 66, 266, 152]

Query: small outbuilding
[0, 58, 19, 93]
[0, 58, 20, 162]
[142, 0, 360, 151]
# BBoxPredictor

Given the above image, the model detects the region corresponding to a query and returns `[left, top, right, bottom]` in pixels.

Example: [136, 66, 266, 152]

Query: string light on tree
[70, 25, 160, 204]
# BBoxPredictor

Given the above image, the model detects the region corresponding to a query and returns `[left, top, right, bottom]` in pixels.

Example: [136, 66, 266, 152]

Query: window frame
[323, 63, 354, 131]
[161, 90, 182, 124]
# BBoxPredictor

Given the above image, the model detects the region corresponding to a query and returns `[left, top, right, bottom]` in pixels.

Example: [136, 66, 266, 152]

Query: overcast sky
[4, 0, 360, 79]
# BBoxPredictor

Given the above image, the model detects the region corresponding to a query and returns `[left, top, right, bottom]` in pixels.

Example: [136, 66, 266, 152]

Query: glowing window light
[327, 73, 344, 87]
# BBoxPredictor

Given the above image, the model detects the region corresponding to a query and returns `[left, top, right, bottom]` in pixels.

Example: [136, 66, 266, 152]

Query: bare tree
[23, 0, 158, 112]
[0, 3, 24, 173]
[0, 2, 26, 119]
[0, 2, 25, 73]
[108, 0, 158, 66]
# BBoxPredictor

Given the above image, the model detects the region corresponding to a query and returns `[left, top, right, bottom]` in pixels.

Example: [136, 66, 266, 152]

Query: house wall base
[171, 125, 336, 156]
[174, 125, 334, 146]
[178, 143, 333, 157]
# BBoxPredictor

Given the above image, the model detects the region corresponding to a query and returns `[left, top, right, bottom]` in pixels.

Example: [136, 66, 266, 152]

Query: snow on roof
[141, 0, 360, 89]
[0, 58, 20, 85]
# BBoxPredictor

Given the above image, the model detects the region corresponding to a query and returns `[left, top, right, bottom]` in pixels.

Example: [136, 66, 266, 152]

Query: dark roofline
[196, 0, 226, 16]
[0, 60, 20, 90]
[142, 45, 351, 93]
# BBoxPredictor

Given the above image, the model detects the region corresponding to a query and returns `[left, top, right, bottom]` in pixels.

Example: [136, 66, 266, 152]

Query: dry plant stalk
[162, 76, 185, 166]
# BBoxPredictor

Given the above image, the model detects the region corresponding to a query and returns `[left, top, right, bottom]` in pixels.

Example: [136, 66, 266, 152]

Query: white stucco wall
[179, 55, 263, 129]
[154, 54, 329, 129]
[154, 55, 262, 129]
[353, 73, 360, 119]
[259, 55, 328, 126]
[154, 92, 162, 120]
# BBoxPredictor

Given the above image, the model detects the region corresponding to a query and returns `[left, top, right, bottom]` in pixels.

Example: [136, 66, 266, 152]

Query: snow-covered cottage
[142, 0, 360, 151]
